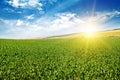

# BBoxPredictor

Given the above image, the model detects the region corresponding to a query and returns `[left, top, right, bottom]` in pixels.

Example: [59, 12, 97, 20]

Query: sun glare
[84, 27, 95, 37]
[82, 21, 99, 37]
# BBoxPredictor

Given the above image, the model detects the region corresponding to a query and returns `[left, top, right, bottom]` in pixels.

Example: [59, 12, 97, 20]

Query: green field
[0, 36, 120, 79]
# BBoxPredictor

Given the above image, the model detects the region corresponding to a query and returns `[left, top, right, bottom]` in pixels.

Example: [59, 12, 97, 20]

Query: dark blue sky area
[64, 0, 120, 14]
[0, 0, 120, 20]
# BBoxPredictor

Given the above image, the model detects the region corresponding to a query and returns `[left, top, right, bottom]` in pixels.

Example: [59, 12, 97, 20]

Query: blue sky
[0, 0, 120, 39]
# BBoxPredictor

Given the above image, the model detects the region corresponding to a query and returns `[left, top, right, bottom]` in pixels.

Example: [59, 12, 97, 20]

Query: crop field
[0, 35, 120, 79]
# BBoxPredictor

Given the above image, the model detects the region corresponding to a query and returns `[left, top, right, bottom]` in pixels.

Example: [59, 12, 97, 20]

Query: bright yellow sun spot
[84, 27, 95, 37]
[82, 22, 98, 38]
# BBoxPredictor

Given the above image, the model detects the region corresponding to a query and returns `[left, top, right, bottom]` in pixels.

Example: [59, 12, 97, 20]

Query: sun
[83, 26, 96, 37]
[82, 22, 98, 37]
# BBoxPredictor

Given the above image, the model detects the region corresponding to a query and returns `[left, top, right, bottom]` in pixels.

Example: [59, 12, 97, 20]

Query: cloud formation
[7, 0, 43, 8]
[25, 14, 35, 20]
[0, 10, 120, 39]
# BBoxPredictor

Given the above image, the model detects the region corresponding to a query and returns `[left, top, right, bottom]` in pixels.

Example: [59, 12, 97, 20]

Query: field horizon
[46, 29, 120, 39]
[0, 29, 120, 40]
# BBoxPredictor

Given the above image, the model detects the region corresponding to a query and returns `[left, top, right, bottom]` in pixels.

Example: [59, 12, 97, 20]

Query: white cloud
[92, 11, 120, 22]
[28, 0, 42, 7]
[1, 11, 120, 39]
[16, 20, 23, 26]
[25, 14, 35, 20]
[7, 0, 43, 8]
[1, 13, 77, 38]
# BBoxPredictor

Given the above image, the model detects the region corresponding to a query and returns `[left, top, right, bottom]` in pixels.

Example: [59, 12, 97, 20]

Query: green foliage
[0, 37, 120, 80]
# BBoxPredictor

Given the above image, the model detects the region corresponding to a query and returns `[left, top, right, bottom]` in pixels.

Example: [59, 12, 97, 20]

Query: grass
[0, 36, 120, 79]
